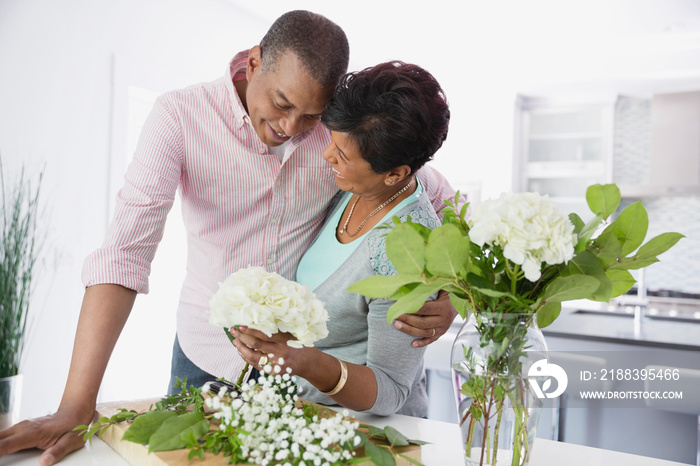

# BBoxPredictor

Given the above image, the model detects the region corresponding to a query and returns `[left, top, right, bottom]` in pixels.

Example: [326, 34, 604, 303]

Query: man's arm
[394, 290, 458, 347]
[416, 164, 464, 218]
[0, 284, 136, 465]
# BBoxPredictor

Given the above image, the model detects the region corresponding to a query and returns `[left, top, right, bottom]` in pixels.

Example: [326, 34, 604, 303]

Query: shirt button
[259, 147, 266, 154]
[270, 218, 277, 223]
[276, 179, 281, 186]
[267, 258, 273, 264]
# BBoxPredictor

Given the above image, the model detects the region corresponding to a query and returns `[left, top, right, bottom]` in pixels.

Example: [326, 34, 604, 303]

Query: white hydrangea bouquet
[349, 183, 682, 465]
[208, 266, 329, 384]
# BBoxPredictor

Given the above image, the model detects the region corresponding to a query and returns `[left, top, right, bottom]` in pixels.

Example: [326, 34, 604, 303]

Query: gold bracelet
[321, 358, 348, 396]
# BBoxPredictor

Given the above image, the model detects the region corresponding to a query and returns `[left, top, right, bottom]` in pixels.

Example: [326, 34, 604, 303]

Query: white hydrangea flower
[208, 266, 329, 346]
[468, 192, 576, 282]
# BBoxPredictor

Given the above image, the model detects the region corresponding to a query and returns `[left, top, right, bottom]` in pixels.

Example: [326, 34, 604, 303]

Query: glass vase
[450, 313, 547, 466]
[0, 374, 23, 430]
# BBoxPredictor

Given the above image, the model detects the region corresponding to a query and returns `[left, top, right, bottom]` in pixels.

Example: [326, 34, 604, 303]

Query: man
[0, 10, 457, 465]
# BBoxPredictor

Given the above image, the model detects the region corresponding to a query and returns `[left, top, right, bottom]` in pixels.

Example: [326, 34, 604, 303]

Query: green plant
[0, 157, 42, 379]
[349, 183, 683, 327]
[76, 375, 426, 465]
[349, 183, 683, 465]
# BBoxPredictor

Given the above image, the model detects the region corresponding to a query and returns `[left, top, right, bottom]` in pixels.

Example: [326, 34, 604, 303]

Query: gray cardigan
[295, 189, 441, 417]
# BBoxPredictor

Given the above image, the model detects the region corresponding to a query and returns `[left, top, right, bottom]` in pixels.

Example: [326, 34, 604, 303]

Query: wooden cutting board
[96, 399, 421, 466]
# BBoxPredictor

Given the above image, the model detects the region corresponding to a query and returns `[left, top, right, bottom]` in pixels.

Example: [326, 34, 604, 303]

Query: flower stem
[223, 327, 249, 387]
[492, 389, 505, 465]
[237, 362, 249, 387]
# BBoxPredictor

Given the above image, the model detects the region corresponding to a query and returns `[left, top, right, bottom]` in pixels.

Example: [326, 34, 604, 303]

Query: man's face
[242, 46, 334, 147]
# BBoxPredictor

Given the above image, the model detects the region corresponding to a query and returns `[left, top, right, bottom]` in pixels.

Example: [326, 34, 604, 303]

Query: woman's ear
[385, 165, 412, 185]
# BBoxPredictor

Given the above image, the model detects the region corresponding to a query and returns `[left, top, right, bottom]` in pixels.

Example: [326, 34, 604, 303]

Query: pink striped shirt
[82, 51, 455, 381]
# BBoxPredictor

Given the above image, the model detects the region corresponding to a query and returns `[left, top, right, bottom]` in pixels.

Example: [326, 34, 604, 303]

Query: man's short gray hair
[259, 10, 349, 89]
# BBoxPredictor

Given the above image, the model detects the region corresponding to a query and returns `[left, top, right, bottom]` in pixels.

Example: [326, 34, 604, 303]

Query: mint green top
[297, 180, 424, 291]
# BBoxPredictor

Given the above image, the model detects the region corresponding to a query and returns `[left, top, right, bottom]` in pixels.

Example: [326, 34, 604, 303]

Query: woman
[231, 61, 450, 417]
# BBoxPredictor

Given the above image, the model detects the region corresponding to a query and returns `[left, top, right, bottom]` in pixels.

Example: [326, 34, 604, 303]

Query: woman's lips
[332, 168, 344, 179]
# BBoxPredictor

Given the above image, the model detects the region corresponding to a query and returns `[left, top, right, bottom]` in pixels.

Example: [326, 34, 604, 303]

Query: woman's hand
[230, 327, 305, 375]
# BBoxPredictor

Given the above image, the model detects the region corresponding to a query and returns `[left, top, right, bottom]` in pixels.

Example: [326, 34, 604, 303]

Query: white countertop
[0, 411, 690, 466]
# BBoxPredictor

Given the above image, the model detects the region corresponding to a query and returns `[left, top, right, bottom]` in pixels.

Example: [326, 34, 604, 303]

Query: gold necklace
[338, 177, 415, 237]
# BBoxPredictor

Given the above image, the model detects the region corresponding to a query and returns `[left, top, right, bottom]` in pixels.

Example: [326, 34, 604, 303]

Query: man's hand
[0, 407, 91, 465]
[394, 290, 458, 347]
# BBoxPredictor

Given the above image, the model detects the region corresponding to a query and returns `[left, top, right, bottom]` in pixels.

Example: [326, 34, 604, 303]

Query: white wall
[1, 0, 699, 419]
[0, 0, 270, 418]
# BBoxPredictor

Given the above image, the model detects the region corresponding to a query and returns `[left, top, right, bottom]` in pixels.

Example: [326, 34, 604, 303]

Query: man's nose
[279, 114, 303, 136]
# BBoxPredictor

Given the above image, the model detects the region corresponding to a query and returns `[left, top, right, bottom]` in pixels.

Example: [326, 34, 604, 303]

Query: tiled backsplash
[614, 96, 700, 294]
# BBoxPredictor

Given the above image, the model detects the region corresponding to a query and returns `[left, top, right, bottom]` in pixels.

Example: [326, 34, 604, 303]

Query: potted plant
[349, 183, 683, 465]
[0, 157, 42, 429]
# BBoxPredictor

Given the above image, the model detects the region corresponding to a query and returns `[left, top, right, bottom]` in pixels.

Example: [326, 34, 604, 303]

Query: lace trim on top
[368, 203, 440, 277]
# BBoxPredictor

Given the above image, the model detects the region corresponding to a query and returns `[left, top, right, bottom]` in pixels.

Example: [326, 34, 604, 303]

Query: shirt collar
[226, 50, 252, 130]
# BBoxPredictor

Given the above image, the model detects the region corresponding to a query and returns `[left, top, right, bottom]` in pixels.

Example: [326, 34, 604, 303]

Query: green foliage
[0, 158, 42, 378]
[148, 411, 209, 452]
[350, 183, 682, 466]
[352, 426, 427, 466]
[349, 183, 683, 328]
[121, 410, 178, 445]
[76, 377, 424, 466]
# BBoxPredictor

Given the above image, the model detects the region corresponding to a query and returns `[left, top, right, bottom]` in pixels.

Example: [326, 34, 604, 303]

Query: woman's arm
[230, 327, 379, 411]
[231, 297, 428, 417]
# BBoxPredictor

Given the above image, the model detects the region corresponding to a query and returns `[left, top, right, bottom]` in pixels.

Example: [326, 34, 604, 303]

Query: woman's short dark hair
[260, 10, 349, 89]
[322, 61, 450, 174]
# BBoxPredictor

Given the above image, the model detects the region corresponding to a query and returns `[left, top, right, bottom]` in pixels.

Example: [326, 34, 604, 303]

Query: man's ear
[246, 45, 263, 81]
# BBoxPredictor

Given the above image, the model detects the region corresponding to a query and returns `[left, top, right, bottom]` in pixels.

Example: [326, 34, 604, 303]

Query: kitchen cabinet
[513, 95, 616, 219]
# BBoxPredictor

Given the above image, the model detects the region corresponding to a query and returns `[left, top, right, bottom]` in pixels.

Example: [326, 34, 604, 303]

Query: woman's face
[322, 131, 387, 196]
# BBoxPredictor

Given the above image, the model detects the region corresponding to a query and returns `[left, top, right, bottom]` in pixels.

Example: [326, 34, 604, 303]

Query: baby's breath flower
[211, 367, 361, 465]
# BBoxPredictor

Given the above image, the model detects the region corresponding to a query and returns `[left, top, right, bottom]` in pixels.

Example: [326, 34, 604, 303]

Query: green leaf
[607, 255, 659, 271]
[542, 275, 600, 303]
[635, 232, 685, 260]
[606, 269, 637, 298]
[348, 457, 373, 464]
[148, 412, 209, 452]
[367, 425, 387, 440]
[347, 274, 422, 299]
[122, 410, 177, 445]
[536, 301, 561, 328]
[448, 292, 470, 319]
[565, 250, 612, 302]
[425, 224, 470, 277]
[569, 213, 585, 235]
[613, 201, 648, 256]
[384, 426, 410, 447]
[586, 184, 621, 218]
[364, 442, 396, 466]
[589, 225, 623, 267]
[466, 273, 510, 298]
[385, 223, 427, 275]
[386, 278, 453, 323]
